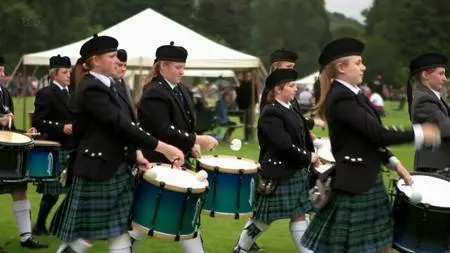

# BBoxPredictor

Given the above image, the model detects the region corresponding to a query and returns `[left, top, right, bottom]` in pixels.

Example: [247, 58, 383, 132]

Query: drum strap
[148, 182, 166, 236]
[234, 170, 244, 219]
[209, 167, 220, 218]
[176, 188, 193, 241]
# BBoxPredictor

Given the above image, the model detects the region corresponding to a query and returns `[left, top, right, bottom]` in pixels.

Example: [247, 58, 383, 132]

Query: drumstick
[7, 115, 11, 130]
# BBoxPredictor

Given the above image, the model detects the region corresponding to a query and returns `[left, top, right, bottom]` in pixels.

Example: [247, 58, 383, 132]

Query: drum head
[197, 155, 259, 174]
[0, 130, 33, 147]
[143, 163, 208, 193]
[397, 172, 450, 208]
[33, 140, 61, 147]
[314, 137, 335, 163]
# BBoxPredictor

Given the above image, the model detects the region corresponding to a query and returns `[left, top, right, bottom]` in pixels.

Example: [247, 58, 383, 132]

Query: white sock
[12, 200, 31, 242]
[180, 234, 204, 253]
[128, 229, 146, 253]
[235, 219, 269, 251]
[290, 220, 313, 253]
[69, 238, 93, 253]
[109, 233, 131, 253]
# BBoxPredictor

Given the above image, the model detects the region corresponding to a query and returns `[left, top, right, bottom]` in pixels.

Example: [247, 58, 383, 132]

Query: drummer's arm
[32, 89, 65, 138]
[260, 110, 311, 165]
[138, 95, 195, 153]
[380, 147, 400, 170]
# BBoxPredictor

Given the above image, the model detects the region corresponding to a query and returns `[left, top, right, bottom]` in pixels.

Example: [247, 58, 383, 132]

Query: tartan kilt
[253, 168, 314, 224]
[36, 149, 73, 195]
[301, 174, 392, 253]
[50, 163, 134, 241]
[0, 182, 27, 195]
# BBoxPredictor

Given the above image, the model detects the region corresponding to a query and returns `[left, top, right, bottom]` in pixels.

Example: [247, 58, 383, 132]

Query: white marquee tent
[22, 8, 262, 69]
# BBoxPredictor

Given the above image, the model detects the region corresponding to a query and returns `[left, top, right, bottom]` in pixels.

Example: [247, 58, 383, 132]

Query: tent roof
[295, 71, 319, 85]
[23, 8, 261, 69]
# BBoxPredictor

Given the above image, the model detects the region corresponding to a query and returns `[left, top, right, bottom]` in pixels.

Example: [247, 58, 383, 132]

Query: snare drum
[0, 131, 33, 182]
[393, 172, 450, 253]
[197, 155, 259, 219]
[26, 140, 61, 181]
[313, 137, 335, 163]
[131, 164, 208, 241]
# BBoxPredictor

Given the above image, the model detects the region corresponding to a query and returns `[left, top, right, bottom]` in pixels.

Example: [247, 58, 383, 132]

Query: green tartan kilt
[253, 169, 314, 224]
[35, 149, 73, 195]
[301, 174, 393, 253]
[50, 163, 134, 242]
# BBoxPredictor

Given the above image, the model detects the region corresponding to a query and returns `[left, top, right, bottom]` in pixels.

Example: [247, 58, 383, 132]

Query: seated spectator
[297, 85, 314, 114]
[215, 89, 237, 142]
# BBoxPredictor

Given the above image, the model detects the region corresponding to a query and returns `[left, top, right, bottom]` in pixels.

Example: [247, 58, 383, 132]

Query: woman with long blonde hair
[301, 37, 440, 253]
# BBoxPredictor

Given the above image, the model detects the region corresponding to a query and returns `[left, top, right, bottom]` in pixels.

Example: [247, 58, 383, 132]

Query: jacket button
[98, 152, 102, 156]
[91, 153, 95, 157]
[85, 149, 89, 153]
[170, 125, 175, 130]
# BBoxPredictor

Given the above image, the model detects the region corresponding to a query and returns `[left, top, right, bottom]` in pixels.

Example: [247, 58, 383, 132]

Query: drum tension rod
[175, 188, 193, 241]
[148, 182, 166, 237]
[210, 167, 220, 218]
[194, 189, 209, 238]
[235, 169, 244, 220]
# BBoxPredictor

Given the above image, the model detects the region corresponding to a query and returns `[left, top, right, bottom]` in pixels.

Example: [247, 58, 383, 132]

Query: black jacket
[32, 83, 74, 148]
[71, 73, 159, 180]
[138, 75, 197, 164]
[326, 81, 414, 194]
[258, 100, 314, 180]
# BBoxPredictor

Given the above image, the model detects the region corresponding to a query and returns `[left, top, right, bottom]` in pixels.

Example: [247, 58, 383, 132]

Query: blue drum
[197, 155, 259, 219]
[131, 164, 208, 241]
[26, 140, 61, 181]
[0, 131, 33, 182]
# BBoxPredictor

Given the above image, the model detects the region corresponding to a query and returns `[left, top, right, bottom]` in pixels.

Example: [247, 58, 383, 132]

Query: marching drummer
[137, 41, 218, 253]
[408, 53, 450, 177]
[300, 37, 441, 253]
[0, 55, 48, 252]
[112, 49, 134, 111]
[31, 54, 74, 236]
[233, 68, 318, 253]
[49, 34, 184, 253]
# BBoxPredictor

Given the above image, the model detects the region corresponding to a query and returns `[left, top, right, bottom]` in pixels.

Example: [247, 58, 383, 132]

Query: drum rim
[32, 140, 62, 147]
[197, 154, 259, 174]
[131, 221, 197, 241]
[0, 130, 34, 148]
[143, 163, 207, 194]
[201, 209, 253, 219]
[395, 171, 450, 210]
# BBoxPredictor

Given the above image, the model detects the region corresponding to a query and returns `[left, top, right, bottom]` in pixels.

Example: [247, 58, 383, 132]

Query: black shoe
[32, 226, 49, 236]
[61, 246, 77, 253]
[20, 236, 48, 249]
[249, 243, 264, 252]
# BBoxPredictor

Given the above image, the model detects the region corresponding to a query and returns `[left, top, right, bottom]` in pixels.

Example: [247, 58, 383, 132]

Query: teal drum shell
[131, 164, 208, 241]
[0, 131, 34, 182]
[197, 155, 259, 219]
[26, 140, 61, 181]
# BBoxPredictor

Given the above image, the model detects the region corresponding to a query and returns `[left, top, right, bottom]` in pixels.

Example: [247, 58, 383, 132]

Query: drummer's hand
[310, 132, 316, 140]
[196, 135, 218, 151]
[311, 153, 321, 167]
[313, 118, 326, 128]
[0, 116, 8, 127]
[396, 163, 413, 185]
[156, 142, 185, 168]
[191, 144, 201, 158]
[63, 124, 73, 135]
[136, 150, 150, 172]
[26, 127, 38, 134]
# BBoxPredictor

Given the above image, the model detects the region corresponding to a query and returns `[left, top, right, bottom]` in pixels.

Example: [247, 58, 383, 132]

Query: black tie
[173, 86, 186, 106]
[110, 85, 119, 98]
[62, 89, 70, 100]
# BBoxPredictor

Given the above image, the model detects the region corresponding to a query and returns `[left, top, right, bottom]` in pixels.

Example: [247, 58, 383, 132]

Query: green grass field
[0, 99, 412, 252]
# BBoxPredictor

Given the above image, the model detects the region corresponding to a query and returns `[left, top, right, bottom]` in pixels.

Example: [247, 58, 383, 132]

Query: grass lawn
[0, 99, 412, 252]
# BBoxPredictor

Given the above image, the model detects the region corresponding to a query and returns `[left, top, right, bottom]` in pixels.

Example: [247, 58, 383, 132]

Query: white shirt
[89, 71, 111, 87]
[427, 86, 441, 100]
[165, 79, 177, 90]
[336, 79, 360, 94]
[275, 98, 291, 109]
[370, 93, 384, 107]
[53, 80, 69, 92]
